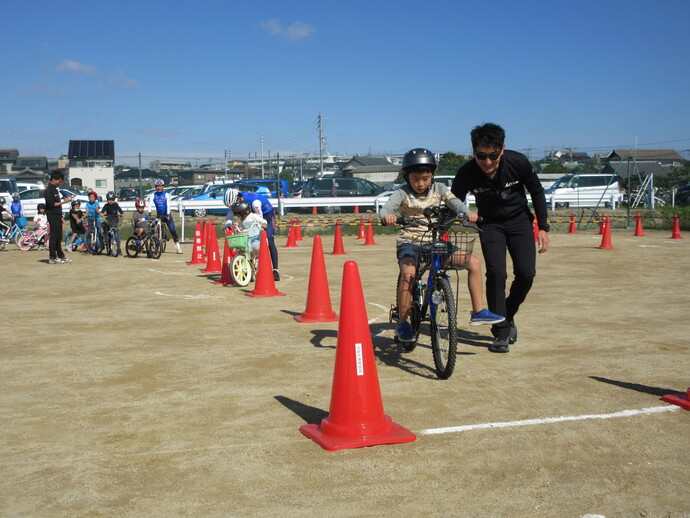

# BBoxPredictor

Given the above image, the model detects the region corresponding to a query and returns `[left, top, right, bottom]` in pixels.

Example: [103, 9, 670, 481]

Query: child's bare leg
[397, 258, 416, 322]
[458, 252, 485, 312]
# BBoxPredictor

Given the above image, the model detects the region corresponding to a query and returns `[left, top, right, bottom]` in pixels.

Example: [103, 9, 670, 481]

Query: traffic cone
[598, 216, 614, 249]
[363, 218, 377, 246]
[215, 228, 237, 285]
[294, 235, 338, 323]
[598, 213, 606, 235]
[247, 230, 286, 297]
[330, 221, 347, 255]
[671, 214, 684, 239]
[284, 224, 299, 248]
[533, 218, 539, 243]
[187, 220, 206, 265]
[633, 212, 646, 236]
[299, 261, 416, 451]
[354, 205, 359, 214]
[295, 218, 304, 241]
[662, 388, 690, 410]
[356, 216, 365, 240]
[200, 219, 208, 257]
[202, 221, 223, 273]
[567, 213, 578, 234]
[312, 206, 318, 215]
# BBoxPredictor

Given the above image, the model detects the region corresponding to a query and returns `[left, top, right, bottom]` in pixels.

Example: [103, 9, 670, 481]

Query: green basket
[226, 233, 248, 249]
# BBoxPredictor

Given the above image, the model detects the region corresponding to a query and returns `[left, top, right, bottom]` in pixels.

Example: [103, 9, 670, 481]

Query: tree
[436, 152, 469, 177]
[540, 161, 571, 175]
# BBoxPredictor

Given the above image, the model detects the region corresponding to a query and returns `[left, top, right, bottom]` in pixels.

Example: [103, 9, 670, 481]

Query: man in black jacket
[452, 123, 549, 353]
[44, 170, 73, 264]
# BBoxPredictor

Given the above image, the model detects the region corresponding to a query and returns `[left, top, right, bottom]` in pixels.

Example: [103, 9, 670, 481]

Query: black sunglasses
[474, 151, 501, 161]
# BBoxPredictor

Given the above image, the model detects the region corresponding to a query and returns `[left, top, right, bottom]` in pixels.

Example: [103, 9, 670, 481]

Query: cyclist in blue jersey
[10, 193, 26, 229]
[146, 179, 183, 254]
[224, 188, 280, 280]
[84, 190, 102, 233]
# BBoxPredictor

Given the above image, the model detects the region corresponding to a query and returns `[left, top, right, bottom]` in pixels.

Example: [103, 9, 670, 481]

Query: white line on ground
[420, 405, 678, 435]
[154, 291, 213, 300]
[368, 302, 389, 311]
[147, 269, 185, 275]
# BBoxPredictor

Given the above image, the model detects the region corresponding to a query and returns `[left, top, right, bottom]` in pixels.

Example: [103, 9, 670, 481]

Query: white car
[18, 188, 90, 219]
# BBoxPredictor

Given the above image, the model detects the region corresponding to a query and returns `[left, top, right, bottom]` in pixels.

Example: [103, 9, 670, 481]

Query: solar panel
[68, 140, 115, 159]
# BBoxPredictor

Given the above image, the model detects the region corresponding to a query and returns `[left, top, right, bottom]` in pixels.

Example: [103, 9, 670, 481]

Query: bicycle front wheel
[85, 230, 102, 255]
[230, 254, 252, 286]
[148, 236, 162, 259]
[430, 275, 457, 379]
[17, 235, 33, 251]
[113, 230, 121, 256]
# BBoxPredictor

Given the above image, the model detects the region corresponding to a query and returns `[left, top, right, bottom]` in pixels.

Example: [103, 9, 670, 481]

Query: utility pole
[138, 152, 142, 197]
[260, 133, 265, 179]
[224, 149, 228, 182]
[318, 112, 327, 176]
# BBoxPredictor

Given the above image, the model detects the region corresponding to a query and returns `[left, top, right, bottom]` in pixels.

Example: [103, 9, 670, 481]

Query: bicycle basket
[420, 229, 476, 270]
[226, 233, 248, 249]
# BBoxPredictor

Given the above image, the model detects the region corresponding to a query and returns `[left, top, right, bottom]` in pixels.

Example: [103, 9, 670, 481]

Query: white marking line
[147, 268, 185, 275]
[368, 302, 388, 311]
[420, 405, 678, 436]
[154, 291, 211, 300]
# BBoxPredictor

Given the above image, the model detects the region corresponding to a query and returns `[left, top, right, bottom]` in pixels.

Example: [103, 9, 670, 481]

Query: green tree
[540, 161, 571, 175]
[436, 152, 469, 177]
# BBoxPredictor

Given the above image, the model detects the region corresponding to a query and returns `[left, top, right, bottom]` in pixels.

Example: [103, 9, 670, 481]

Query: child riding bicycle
[230, 200, 267, 260]
[100, 191, 124, 230]
[379, 148, 503, 343]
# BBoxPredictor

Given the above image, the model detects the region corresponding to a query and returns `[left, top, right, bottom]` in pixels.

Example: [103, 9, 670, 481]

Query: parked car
[118, 188, 140, 201]
[299, 176, 385, 213]
[289, 181, 304, 198]
[0, 177, 19, 203]
[676, 183, 690, 207]
[18, 188, 90, 218]
[181, 182, 271, 217]
[544, 173, 622, 208]
[243, 179, 289, 198]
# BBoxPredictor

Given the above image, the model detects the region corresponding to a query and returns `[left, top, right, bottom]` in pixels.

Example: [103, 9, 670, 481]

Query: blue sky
[3, 0, 690, 165]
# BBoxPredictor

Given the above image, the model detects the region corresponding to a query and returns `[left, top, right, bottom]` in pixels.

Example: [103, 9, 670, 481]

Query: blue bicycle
[0, 217, 28, 249]
[389, 206, 479, 379]
[84, 217, 104, 255]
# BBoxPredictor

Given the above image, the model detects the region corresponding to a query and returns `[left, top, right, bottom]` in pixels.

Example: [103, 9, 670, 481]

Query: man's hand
[538, 230, 550, 254]
[466, 212, 479, 223]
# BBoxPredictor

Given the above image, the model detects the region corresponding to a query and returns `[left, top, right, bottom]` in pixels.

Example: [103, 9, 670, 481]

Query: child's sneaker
[395, 322, 415, 342]
[48, 258, 59, 264]
[176, 243, 183, 254]
[66, 244, 73, 252]
[470, 309, 505, 326]
[58, 257, 72, 263]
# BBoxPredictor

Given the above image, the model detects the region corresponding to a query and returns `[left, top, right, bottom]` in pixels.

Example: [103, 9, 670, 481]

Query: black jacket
[451, 150, 549, 231]
[44, 183, 63, 218]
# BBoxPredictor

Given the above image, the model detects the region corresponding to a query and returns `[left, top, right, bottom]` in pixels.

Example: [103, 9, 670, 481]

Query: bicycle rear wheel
[125, 236, 139, 257]
[430, 275, 457, 379]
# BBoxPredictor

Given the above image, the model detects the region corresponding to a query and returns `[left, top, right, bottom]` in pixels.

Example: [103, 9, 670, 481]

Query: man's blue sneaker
[470, 309, 505, 326]
[396, 322, 415, 342]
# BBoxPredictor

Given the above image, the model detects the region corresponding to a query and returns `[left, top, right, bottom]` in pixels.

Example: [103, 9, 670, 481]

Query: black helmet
[37, 203, 46, 211]
[71, 200, 81, 208]
[106, 191, 116, 200]
[402, 148, 436, 172]
[231, 200, 251, 215]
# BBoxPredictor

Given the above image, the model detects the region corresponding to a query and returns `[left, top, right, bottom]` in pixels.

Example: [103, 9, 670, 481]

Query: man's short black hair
[50, 169, 64, 181]
[471, 123, 505, 150]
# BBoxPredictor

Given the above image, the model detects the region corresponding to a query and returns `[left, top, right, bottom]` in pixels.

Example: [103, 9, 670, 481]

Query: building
[0, 149, 20, 175]
[605, 149, 684, 178]
[67, 140, 115, 193]
[150, 160, 191, 173]
[339, 156, 401, 186]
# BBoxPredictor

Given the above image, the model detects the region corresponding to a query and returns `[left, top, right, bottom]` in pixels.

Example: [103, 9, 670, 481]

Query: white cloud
[108, 69, 139, 89]
[57, 60, 98, 75]
[262, 19, 315, 41]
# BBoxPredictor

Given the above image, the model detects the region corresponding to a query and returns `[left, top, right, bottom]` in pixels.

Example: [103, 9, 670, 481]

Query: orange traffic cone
[567, 213, 578, 234]
[294, 235, 338, 323]
[356, 216, 365, 240]
[671, 214, 684, 239]
[662, 388, 690, 410]
[215, 227, 237, 285]
[353, 205, 359, 214]
[363, 218, 377, 246]
[299, 261, 416, 451]
[200, 219, 208, 257]
[295, 218, 304, 241]
[633, 212, 646, 236]
[330, 220, 347, 255]
[247, 230, 286, 297]
[187, 219, 206, 265]
[598, 213, 606, 235]
[533, 218, 539, 242]
[598, 216, 614, 249]
[312, 206, 318, 215]
[284, 224, 298, 248]
[202, 221, 223, 273]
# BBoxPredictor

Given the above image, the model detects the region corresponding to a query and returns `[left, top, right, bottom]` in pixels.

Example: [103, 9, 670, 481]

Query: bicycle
[84, 217, 104, 255]
[225, 228, 259, 286]
[17, 226, 50, 251]
[64, 231, 84, 251]
[151, 216, 169, 253]
[388, 206, 479, 379]
[0, 217, 28, 249]
[125, 220, 162, 259]
[102, 216, 122, 257]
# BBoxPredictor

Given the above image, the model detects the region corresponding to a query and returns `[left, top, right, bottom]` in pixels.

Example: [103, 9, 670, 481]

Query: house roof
[607, 149, 683, 162]
[343, 164, 400, 174]
[0, 149, 19, 159]
[341, 155, 394, 170]
[604, 162, 677, 177]
[13, 156, 47, 169]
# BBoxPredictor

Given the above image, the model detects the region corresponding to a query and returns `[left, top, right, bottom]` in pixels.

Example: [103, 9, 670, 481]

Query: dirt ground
[1, 224, 689, 517]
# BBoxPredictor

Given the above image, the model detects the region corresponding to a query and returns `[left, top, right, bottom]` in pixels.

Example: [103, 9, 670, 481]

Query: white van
[0, 177, 18, 203]
[16, 181, 43, 192]
[544, 173, 622, 209]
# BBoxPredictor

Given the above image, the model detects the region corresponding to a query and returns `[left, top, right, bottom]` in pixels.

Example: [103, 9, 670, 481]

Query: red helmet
[135, 198, 146, 208]
[88, 190, 98, 198]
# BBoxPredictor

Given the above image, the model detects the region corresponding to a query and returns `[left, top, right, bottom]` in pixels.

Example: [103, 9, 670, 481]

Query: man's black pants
[479, 212, 536, 339]
[47, 214, 65, 259]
